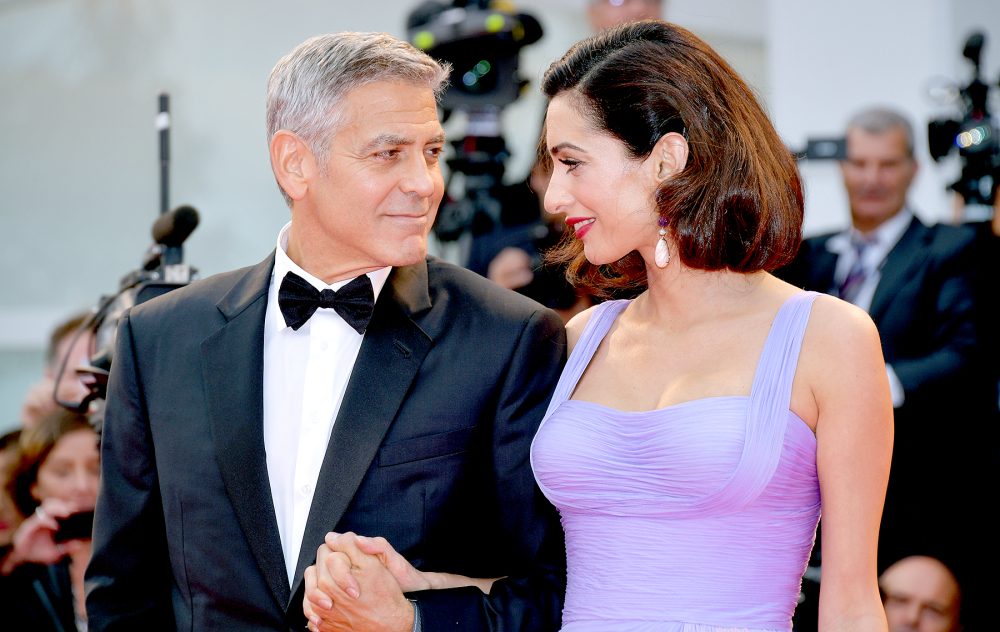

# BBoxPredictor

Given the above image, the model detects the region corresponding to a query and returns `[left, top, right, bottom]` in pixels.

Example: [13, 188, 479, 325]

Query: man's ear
[269, 130, 315, 202]
[649, 132, 689, 183]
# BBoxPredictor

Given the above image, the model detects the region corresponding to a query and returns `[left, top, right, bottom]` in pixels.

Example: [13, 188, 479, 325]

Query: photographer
[0, 408, 99, 632]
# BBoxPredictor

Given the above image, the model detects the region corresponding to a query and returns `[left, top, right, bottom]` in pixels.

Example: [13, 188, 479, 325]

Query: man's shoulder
[926, 219, 976, 254]
[800, 230, 838, 250]
[128, 256, 272, 324]
[423, 256, 553, 319]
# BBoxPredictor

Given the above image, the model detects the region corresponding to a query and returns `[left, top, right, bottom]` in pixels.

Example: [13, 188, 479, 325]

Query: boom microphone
[152, 205, 200, 247]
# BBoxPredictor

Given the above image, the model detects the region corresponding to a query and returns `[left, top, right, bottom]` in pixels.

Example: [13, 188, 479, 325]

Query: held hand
[340, 532, 431, 594]
[303, 532, 415, 632]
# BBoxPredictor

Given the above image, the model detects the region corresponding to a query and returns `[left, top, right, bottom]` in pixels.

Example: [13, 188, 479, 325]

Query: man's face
[880, 557, 961, 632]
[47, 329, 95, 404]
[841, 126, 917, 233]
[297, 80, 446, 278]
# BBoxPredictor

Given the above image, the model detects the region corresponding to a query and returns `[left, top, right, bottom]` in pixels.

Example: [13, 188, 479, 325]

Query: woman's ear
[269, 130, 316, 203]
[650, 132, 689, 182]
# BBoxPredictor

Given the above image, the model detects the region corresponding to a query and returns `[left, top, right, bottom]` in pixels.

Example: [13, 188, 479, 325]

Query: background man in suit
[85, 32, 566, 631]
[779, 106, 996, 631]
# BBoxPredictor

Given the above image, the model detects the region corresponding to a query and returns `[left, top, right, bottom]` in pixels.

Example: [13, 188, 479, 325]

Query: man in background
[880, 555, 962, 632]
[779, 106, 996, 631]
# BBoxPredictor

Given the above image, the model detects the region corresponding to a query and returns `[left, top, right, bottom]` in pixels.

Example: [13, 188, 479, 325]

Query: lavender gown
[531, 292, 822, 631]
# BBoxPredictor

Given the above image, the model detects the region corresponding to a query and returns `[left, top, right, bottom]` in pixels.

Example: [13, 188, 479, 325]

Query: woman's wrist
[420, 571, 497, 594]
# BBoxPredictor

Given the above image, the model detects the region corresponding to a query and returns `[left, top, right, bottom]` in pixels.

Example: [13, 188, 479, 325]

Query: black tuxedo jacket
[86, 254, 567, 631]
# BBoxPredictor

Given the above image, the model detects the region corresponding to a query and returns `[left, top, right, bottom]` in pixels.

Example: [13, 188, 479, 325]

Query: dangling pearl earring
[654, 216, 670, 268]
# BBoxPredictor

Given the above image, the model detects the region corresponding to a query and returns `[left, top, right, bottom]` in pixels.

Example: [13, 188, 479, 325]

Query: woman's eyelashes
[559, 158, 582, 172]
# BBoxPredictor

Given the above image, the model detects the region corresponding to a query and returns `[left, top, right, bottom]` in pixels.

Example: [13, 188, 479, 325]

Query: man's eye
[376, 150, 400, 159]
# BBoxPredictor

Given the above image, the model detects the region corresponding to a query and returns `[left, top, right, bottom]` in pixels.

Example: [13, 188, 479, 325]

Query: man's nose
[401, 155, 437, 197]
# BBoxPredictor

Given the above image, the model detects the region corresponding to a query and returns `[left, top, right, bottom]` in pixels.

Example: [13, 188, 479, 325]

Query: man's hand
[303, 532, 418, 632]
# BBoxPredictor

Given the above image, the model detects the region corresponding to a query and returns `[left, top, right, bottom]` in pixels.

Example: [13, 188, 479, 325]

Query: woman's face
[544, 94, 659, 266]
[31, 428, 100, 509]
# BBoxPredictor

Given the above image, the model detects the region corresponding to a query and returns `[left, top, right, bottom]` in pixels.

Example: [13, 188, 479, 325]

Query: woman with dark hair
[0, 409, 99, 631]
[528, 20, 892, 631]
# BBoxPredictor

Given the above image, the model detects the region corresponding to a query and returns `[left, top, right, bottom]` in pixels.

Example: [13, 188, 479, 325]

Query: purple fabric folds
[531, 293, 822, 631]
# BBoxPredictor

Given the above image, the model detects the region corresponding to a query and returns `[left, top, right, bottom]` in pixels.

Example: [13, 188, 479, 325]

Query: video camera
[406, 0, 543, 247]
[55, 204, 199, 421]
[928, 31, 1000, 210]
[54, 94, 199, 425]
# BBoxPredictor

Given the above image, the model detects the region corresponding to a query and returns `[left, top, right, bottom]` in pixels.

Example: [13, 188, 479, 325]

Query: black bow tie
[278, 271, 375, 334]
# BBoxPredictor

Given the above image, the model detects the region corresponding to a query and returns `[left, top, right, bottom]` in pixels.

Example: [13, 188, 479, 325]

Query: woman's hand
[1, 498, 88, 574]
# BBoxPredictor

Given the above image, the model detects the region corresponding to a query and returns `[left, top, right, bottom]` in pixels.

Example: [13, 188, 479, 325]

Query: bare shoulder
[803, 293, 881, 356]
[798, 293, 887, 406]
[564, 304, 600, 353]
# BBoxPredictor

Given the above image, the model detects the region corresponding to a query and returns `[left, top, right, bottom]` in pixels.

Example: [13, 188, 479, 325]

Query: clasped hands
[303, 532, 499, 631]
[303, 532, 426, 632]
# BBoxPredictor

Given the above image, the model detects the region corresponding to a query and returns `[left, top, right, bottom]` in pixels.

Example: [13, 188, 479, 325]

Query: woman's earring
[654, 217, 670, 268]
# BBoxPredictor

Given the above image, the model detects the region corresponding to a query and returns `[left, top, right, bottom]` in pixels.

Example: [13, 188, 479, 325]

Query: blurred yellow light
[413, 31, 435, 50]
[485, 13, 505, 33]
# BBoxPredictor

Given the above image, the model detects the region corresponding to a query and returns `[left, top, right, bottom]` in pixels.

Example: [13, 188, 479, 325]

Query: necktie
[278, 271, 375, 334]
[837, 235, 875, 304]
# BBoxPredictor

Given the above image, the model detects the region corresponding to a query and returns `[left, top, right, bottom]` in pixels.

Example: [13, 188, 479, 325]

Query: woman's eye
[559, 158, 581, 172]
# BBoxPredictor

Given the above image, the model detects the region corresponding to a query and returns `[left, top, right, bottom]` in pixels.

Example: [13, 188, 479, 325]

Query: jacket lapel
[869, 217, 930, 322]
[288, 261, 434, 607]
[201, 253, 291, 610]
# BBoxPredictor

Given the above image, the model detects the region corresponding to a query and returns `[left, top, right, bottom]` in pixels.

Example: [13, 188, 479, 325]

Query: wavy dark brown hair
[539, 20, 803, 296]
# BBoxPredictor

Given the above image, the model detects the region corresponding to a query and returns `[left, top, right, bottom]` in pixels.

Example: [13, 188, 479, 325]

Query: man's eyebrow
[362, 134, 412, 152]
[362, 133, 447, 152]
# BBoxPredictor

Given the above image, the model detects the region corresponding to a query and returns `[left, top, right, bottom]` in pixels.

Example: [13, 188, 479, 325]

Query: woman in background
[1, 408, 100, 631]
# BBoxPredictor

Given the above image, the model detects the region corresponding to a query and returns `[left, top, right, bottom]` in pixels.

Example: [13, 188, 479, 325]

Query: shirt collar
[272, 220, 392, 299]
[826, 208, 913, 256]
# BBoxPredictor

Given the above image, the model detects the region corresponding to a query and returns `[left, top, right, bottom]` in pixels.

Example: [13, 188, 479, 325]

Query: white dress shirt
[263, 222, 391, 585]
[826, 208, 913, 407]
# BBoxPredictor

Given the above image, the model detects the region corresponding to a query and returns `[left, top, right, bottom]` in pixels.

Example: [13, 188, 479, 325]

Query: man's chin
[382, 241, 428, 267]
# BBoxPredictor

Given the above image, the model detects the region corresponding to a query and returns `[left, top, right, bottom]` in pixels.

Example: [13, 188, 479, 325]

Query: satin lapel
[202, 254, 291, 610]
[869, 218, 930, 322]
[288, 262, 433, 607]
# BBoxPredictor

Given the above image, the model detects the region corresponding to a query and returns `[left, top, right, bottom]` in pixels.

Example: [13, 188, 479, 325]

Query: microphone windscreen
[152, 205, 199, 247]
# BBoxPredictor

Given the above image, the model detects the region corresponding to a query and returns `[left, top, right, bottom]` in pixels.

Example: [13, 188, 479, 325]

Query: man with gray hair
[779, 105, 995, 631]
[86, 32, 566, 631]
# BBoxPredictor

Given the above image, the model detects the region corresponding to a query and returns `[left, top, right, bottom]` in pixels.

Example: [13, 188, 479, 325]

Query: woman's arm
[802, 297, 893, 632]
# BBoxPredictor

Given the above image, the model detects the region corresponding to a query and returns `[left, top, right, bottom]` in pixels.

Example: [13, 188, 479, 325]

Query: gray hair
[846, 106, 916, 157]
[266, 32, 450, 183]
